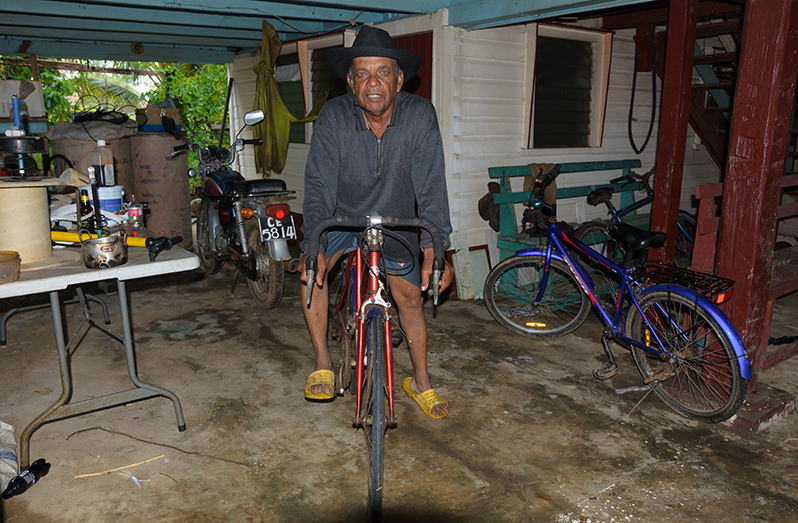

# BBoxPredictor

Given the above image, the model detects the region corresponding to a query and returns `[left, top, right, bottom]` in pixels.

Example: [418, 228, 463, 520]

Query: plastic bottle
[84, 140, 115, 187]
[0, 421, 18, 494]
[127, 194, 144, 236]
[1, 458, 50, 499]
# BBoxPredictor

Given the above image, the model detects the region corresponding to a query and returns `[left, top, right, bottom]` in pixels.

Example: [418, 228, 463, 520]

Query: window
[277, 30, 355, 144]
[526, 24, 612, 149]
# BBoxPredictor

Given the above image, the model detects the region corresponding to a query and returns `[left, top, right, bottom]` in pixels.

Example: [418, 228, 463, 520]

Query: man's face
[348, 56, 404, 118]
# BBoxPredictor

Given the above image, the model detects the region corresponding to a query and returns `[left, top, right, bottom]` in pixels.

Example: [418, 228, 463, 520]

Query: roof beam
[446, 0, 656, 29]
[0, 36, 238, 64]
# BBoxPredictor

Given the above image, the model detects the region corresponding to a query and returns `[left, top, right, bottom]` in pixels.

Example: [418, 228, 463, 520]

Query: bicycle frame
[516, 223, 751, 379]
[338, 240, 397, 425]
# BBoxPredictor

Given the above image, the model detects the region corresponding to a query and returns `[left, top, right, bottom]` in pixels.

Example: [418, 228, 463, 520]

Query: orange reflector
[266, 204, 290, 220]
[715, 288, 733, 304]
[240, 207, 254, 219]
[525, 322, 546, 329]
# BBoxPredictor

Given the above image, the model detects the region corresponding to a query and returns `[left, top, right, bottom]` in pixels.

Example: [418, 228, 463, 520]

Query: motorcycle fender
[639, 283, 752, 380]
[206, 203, 224, 250]
[266, 239, 292, 261]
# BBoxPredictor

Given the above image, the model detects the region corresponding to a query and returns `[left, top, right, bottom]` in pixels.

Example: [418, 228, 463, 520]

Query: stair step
[693, 82, 734, 89]
[694, 52, 738, 65]
[695, 19, 743, 38]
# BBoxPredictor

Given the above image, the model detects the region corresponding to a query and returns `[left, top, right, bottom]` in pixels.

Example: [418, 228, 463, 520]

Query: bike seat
[610, 222, 667, 252]
[587, 187, 614, 206]
[229, 178, 294, 197]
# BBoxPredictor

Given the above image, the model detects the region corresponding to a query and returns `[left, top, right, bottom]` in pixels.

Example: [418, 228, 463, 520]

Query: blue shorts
[325, 230, 421, 287]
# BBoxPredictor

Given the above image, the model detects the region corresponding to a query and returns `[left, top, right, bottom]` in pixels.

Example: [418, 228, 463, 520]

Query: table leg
[18, 281, 187, 466]
[116, 280, 186, 432]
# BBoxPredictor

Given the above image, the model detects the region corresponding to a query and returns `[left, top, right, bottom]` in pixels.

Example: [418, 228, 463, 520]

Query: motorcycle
[169, 109, 297, 310]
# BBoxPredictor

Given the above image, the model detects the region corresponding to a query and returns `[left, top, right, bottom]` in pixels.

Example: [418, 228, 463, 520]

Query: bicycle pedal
[592, 362, 618, 380]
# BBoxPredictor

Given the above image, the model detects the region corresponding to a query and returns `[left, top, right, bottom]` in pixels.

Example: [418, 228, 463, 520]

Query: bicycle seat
[610, 222, 667, 252]
[587, 187, 614, 206]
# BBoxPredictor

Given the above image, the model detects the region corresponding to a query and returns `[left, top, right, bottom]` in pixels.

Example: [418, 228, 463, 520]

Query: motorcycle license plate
[258, 215, 297, 241]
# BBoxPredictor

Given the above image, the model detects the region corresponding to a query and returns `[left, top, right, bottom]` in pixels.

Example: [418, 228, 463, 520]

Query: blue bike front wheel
[484, 255, 590, 337]
[626, 290, 747, 422]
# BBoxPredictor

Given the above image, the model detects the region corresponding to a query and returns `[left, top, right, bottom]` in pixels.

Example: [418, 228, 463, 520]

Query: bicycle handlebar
[609, 164, 656, 193]
[304, 215, 447, 307]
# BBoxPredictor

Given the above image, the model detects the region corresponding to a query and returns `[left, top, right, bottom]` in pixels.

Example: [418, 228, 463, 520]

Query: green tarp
[252, 20, 327, 175]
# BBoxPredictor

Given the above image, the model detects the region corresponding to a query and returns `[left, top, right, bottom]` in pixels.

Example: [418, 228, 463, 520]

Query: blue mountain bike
[484, 167, 750, 423]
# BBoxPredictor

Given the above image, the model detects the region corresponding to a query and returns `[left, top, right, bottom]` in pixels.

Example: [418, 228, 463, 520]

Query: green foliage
[142, 63, 230, 191]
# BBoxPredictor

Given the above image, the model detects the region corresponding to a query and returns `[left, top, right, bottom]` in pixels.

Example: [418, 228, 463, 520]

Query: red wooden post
[649, 0, 698, 264]
[690, 183, 723, 273]
[715, 0, 798, 389]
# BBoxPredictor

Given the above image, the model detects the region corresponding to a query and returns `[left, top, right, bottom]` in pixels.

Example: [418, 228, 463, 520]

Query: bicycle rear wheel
[362, 317, 386, 522]
[484, 255, 590, 337]
[328, 258, 357, 395]
[626, 290, 747, 422]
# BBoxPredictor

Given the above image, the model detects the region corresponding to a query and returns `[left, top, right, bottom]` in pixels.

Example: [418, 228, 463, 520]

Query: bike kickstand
[593, 332, 619, 380]
[230, 268, 240, 297]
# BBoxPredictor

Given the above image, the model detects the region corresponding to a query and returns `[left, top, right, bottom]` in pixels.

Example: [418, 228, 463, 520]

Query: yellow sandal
[304, 369, 335, 400]
[402, 377, 448, 419]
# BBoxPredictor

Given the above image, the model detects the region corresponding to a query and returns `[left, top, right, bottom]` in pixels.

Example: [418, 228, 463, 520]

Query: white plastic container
[0, 421, 18, 493]
[81, 140, 115, 187]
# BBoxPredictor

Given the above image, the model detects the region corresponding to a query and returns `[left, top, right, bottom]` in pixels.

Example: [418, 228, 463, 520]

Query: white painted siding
[447, 26, 722, 254]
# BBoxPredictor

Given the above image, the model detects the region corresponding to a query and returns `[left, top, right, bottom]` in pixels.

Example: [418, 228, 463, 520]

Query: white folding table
[0, 244, 199, 466]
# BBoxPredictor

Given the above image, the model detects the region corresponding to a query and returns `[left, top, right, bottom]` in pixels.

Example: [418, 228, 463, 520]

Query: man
[298, 25, 454, 419]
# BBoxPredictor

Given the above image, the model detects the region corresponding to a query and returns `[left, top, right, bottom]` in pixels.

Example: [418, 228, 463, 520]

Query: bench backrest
[489, 159, 643, 236]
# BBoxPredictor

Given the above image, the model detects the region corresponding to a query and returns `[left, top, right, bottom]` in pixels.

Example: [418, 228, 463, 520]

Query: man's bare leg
[388, 274, 448, 418]
[300, 249, 345, 396]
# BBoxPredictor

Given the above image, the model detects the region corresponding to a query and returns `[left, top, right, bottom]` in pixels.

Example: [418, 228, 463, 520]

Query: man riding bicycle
[298, 25, 453, 419]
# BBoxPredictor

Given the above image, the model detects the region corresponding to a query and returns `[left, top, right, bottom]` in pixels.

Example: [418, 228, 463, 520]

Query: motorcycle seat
[229, 179, 295, 197]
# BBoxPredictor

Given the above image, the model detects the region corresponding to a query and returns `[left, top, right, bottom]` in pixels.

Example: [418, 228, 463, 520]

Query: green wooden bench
[489, 160, 645, 260]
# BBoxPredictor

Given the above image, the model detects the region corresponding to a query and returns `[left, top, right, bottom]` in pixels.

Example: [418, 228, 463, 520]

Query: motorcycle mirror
[187, 168, 198, 178]
[244, 110, 265, 126]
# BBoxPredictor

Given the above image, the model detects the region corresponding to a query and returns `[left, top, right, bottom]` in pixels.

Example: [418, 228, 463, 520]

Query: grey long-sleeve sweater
[300, 91, 452, 262]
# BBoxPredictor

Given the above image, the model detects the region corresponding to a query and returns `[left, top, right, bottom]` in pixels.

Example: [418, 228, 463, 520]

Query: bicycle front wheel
[626, 291, 748, 422]
[484, 255, 590, 337]
[363, 317, 386, 521]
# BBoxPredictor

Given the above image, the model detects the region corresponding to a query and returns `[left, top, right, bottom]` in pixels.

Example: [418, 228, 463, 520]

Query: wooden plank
[650, 0, 698, 266]
[492, 182, 642, 205]
[782, 174, 798, 188]
[778, 201, 798, 219]
[695, 182, 723, 199]
[488, 159, 641, 179]
[697, 217, 720, 235]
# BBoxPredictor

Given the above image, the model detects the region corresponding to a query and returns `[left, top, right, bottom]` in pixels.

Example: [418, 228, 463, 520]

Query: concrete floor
[1, 263, 797, 522]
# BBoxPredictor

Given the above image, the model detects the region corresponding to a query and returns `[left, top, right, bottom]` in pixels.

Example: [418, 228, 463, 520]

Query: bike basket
[645, 261, 735, 303]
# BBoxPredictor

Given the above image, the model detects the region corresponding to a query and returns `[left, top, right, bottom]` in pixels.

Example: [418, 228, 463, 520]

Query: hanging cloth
[252, 20, 328, 175]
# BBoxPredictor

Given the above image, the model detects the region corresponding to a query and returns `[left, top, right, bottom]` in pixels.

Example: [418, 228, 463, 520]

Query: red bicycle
[305, 215, 445, 522]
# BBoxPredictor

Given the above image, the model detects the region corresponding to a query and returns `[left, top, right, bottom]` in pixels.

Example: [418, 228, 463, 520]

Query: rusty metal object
[0, 251, 21, 283]
[80, 230, 128, 269]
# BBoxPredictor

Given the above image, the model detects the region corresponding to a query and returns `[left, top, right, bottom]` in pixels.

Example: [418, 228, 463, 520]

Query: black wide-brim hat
[327, 25, 422, 81]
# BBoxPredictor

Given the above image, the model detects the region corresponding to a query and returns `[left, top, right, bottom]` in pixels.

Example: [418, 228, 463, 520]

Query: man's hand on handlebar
[298, 252, 328, 288]
[421, 248, 454, 293]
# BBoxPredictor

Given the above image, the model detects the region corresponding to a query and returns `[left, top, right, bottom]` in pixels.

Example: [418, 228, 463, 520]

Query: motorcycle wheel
[244, 218, 286, 310]
[197, 199, 221, 275]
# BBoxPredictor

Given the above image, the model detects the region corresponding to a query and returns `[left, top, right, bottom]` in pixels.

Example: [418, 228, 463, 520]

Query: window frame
[523, 23, 613, 151]
[279, 29, 356, 144]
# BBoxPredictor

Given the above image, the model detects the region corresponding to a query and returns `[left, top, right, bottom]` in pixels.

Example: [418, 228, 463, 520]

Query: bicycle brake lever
[432, 269, 441, 306]
[305, 269, 316, 307]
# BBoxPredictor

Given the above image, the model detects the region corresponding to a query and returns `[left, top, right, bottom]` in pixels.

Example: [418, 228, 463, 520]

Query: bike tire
[244, 218, 285, 310]
[196, 199, 221, 275]
[674, 210, 697, 269]
[626, 290, 748, 422]
[484, 255, 590, 338]
[364, 317, 386, 521]
[328, 259, 357, 396]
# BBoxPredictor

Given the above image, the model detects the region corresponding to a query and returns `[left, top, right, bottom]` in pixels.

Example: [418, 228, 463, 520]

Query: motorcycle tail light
[266, 204, 290, 220]
[240, 206, 254, 219]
